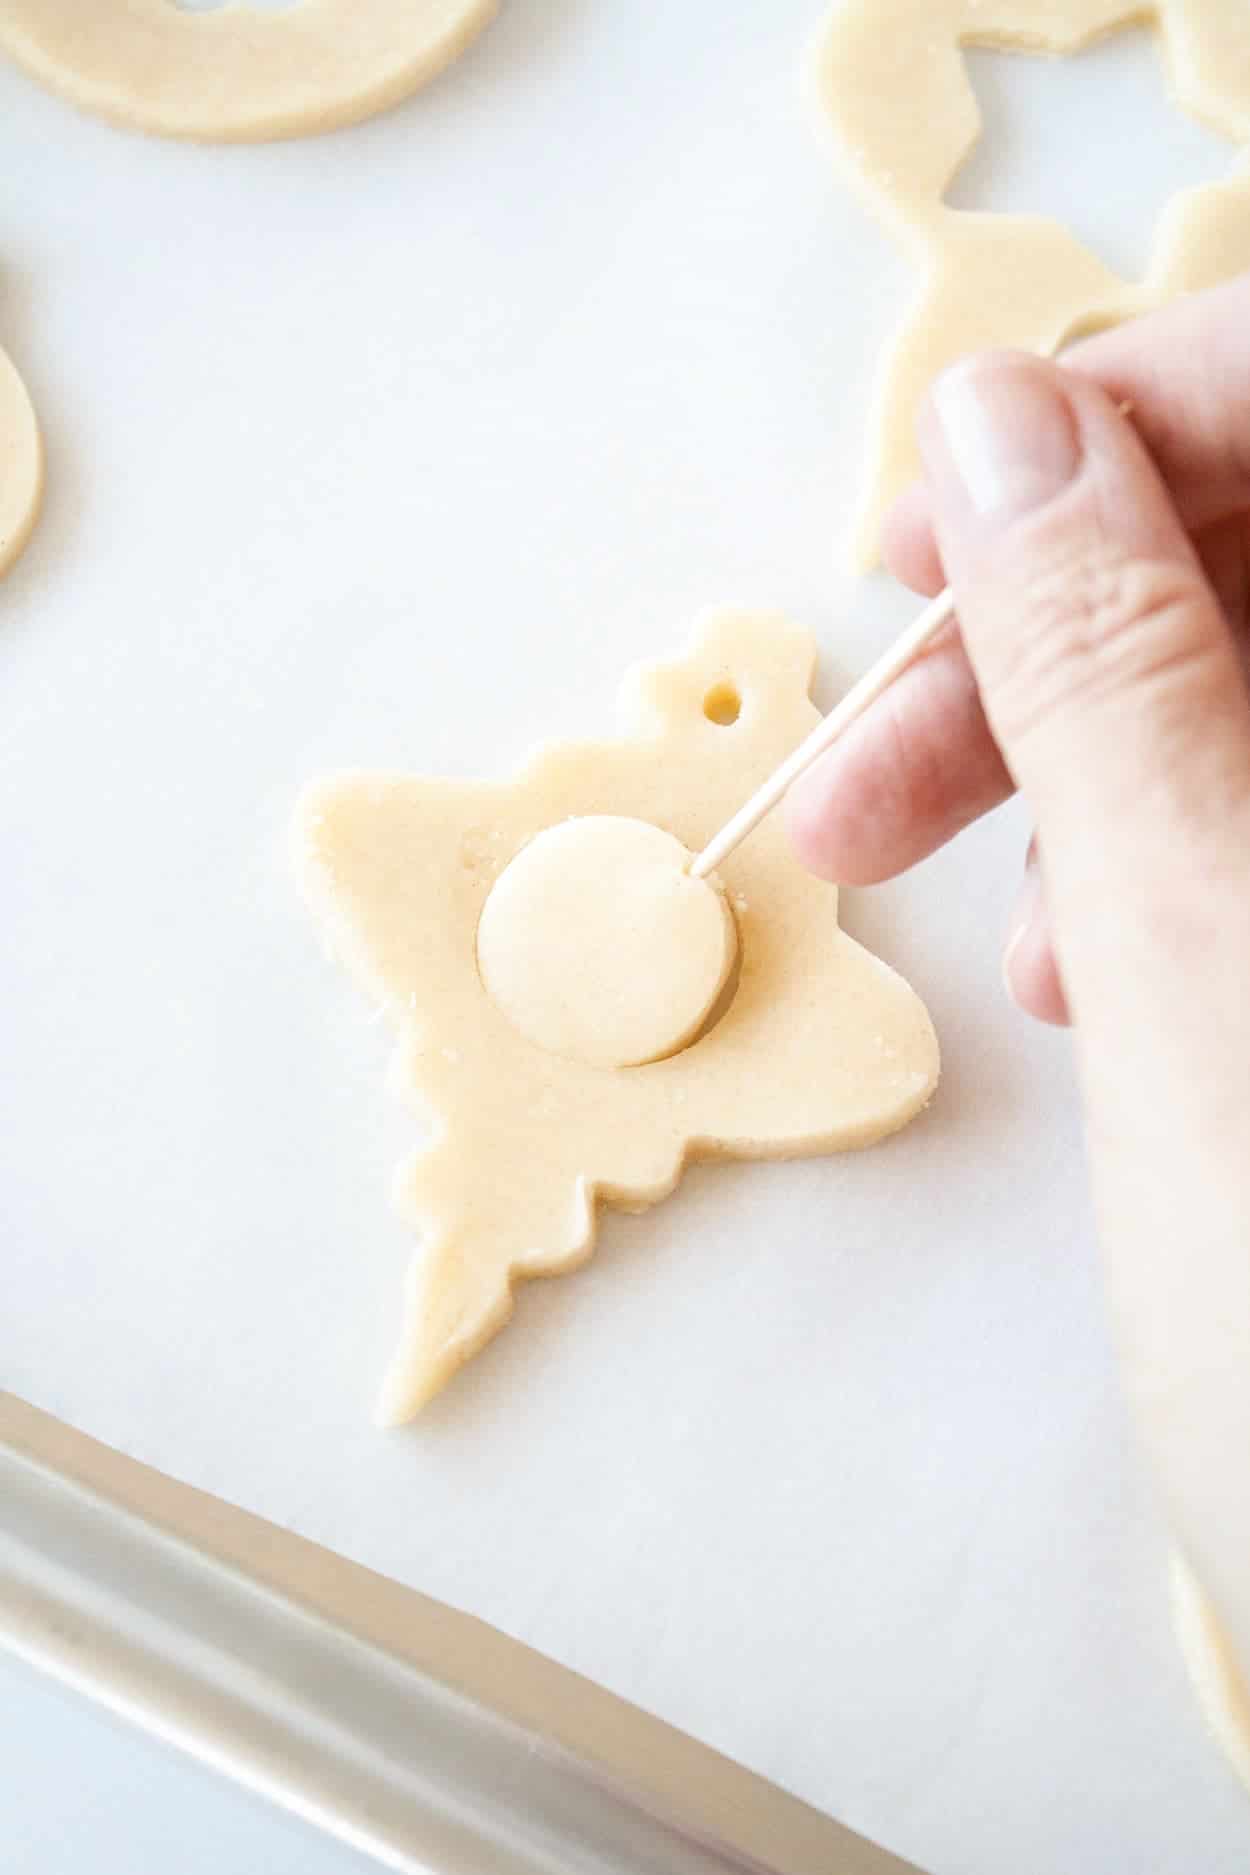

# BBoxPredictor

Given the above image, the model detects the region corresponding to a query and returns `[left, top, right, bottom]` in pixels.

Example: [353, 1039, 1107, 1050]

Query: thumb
[920, 353, 1250, 1010]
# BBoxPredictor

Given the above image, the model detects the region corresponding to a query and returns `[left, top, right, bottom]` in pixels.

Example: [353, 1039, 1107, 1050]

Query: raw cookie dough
[296, 612, 940, 1423]
[0, 341, 42, 579]
[1172, 1553, 1250, 1793]
[477, 817, 739, 1070]
[0, 0, 497, 143]
[810, 0, 1250, 564]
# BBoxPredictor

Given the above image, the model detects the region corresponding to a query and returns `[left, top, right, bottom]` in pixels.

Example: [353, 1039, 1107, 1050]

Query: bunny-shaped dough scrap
[296, 613, 939, 1423]
[0, 0, 496, 143]
[811, 0, 1250, 564]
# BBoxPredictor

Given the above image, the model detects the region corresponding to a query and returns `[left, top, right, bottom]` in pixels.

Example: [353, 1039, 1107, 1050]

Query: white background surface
[2, 9, 1248, 1873]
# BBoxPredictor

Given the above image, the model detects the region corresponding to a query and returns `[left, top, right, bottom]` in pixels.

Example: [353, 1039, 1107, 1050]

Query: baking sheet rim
[0, 1389, 926, 1875]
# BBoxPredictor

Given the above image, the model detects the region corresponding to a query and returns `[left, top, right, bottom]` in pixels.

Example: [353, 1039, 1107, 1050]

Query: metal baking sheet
[0, 1392, 925, 1875]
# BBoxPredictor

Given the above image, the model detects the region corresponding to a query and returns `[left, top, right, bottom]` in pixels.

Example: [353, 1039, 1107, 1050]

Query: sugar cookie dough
[297, 613, 939, 1423]
[477, 817, 738, 1071]
[810, 0, 1250, 563]
[1172, 1554, 1250, 1793]
[0, 342, 42, 579]
[0, 0, 497, 143]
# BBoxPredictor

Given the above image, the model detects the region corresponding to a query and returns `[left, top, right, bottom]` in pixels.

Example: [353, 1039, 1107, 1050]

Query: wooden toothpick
[689, 585, 955, 879]
[690, 399, 1139, 880]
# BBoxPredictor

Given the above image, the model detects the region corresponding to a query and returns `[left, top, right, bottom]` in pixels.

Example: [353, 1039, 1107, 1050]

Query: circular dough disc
[477, 817, 738, 1070]
[0, 348, 43, 579]
[0, 0, 497, 143]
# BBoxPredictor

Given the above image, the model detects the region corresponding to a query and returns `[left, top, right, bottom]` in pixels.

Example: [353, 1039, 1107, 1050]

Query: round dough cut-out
[0, 344, 43, 579]
[477, 816, 737, 1071]
[810, 0, 1250, 563]
[0, 0, 497, 143]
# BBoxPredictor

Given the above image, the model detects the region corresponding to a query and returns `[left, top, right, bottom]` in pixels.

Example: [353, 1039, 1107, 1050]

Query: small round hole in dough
[702, 681, 742, 726]
[476, 816, 738, 1070]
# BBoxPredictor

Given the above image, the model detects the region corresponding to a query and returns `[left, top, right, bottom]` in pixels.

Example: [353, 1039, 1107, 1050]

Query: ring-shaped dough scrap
[0, 342, 43, 579]
[810, 0, 1250, 564]
[296, 612, 940, 1423]
[0, 0, 498, 143]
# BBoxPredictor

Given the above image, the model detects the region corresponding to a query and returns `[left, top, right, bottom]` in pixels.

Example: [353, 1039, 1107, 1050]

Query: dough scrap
[1172, 1553, 1250, 1792]
[477, 816, 739, 1071]
[810, 0, 1250, 564]
[296, 612, 939, 1423]
[0, 341, 42, 579]
[0, 0, 497, 143]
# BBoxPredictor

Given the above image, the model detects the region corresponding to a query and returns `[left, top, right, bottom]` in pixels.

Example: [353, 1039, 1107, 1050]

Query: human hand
[788, 276, 1250, 1691]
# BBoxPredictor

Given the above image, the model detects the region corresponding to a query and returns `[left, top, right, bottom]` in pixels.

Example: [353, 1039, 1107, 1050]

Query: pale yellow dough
[477, 816, 738, 1071]
[296, 613, 939, 1423]
[811, 0, 1250, 563]
[1172, 1553, 1250, 1792]
[0, 0, 497, 143]
[0, 342, 42, 579]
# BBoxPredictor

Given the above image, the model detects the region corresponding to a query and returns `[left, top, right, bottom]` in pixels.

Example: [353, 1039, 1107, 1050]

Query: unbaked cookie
[0, 0, 497, 143]
[0, 341, 42, 579]
[296, 612, 939, 1422]
[810, 0, 1250, 563]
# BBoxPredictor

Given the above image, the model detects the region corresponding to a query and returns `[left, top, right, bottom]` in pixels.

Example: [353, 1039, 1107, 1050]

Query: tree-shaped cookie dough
[811, 0, 1250, 563]
[297, 613, 939, 1422]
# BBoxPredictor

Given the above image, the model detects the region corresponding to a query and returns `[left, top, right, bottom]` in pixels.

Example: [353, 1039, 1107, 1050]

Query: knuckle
[981, 539, 1224, 752]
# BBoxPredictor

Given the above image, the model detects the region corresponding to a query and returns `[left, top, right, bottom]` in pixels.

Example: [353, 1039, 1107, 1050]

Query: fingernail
[1001, 919, 1030, 1012]
[922, 357, 1082, 522]
[1002, 852, 1043, 1012]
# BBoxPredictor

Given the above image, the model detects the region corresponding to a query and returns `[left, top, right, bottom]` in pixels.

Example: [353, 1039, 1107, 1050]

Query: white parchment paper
[2, 9, 1246, 1871]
